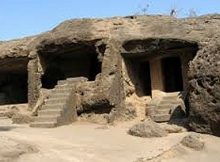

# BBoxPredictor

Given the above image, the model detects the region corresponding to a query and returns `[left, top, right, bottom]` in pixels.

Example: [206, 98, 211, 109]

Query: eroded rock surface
[159, 123, 187, 133]
[0, 14, 220, 133]
[128, 118, 168, 138]
[181, 133, 205, 150]
[188, 39, 220, 136]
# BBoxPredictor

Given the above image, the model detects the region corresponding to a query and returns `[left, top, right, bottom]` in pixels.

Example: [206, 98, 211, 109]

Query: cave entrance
[124, 59, 152, 97]
[122, 38, 199, 98]
[162, 57, 183, 92]
[40, 44, 102, 89]
[0, 58, 28, 105]
[139, 61, 152, 96]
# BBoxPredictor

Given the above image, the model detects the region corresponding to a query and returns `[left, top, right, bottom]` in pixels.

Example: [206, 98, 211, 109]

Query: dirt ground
[0, 117, 220, 162]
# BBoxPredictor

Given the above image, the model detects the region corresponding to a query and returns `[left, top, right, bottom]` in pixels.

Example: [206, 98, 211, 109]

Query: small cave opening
[124, 59, 152, 97]
[40, 43, 102, 89]
[161, 56, 183, 92]
[0, 58, 28, 105]
[139, 61, 152, 96]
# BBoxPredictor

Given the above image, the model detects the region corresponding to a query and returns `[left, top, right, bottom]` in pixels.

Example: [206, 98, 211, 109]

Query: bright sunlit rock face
[0, 14, 220, 136]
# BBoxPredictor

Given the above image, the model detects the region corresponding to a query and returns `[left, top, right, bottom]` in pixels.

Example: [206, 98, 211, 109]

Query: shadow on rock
[0, 126, 17, 131]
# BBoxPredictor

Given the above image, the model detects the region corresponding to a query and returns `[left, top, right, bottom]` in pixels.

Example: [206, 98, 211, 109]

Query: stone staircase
[30, 77, 87, 128]
[150, 92, 185, 122]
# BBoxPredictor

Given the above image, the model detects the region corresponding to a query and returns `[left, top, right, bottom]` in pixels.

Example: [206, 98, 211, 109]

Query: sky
[0, 0, 220, 41]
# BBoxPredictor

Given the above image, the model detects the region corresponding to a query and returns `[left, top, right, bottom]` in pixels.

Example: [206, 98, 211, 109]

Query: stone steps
[162, 94, 180, 100]
[33, 115, 59, 123]
[50, 93, 70, 98]
[58, 77, 88, 85]
[157, 104, 174, 110]
[30, 121, 58, 128]
[154, 109, 172, 115]
[57, 80, 68, 85]
[44, 98, 67, 104]
[42, 104, 65, 110]
[52, 88, 72, 94]
[38, 109, 63, 116]
[30, 77, 85, 128]
[151, 114, 171, 122]
[151, 93, 184, 122]
[160, 99, 180, 105]
[55, 85, 72, 89]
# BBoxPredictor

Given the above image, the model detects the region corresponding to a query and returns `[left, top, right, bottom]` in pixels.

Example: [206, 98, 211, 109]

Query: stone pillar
[150, 58, 165, 99]
[27, 56, 42, 110]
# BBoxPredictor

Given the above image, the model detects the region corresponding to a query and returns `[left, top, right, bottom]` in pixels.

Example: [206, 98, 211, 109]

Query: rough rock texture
[3, 106, 19, 118]
[159, 123, 187, 133]
[12, 113, 34, 124]
[128, 119, 168, 138]
[181, 133, 205, 150]
[0, 14, 220, 132]
[1, 105, 29, 120]
[78, 113, 109, 124]
[188, 39, 220, 136]
[0, 36, 36, 59]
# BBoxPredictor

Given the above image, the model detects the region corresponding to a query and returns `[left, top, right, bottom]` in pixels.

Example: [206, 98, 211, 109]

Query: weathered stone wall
[105, 40, 128, 122]
[188, 39, 220, 136]
[122, 59, 140, 97]
[180, 52, 195, 91]
[76, 40, 126, 122]
[0, 14, 220, 133]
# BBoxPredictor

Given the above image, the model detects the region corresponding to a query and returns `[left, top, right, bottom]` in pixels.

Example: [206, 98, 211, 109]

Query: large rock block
[188, 39, 220, 136]
[128, 118, 168, 138]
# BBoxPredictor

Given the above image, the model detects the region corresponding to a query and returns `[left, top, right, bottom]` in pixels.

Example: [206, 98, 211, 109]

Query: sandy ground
[0, 117, 220, 162]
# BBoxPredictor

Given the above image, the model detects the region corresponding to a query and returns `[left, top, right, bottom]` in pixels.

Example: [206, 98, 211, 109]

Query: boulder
[188, 39, 220, 136]
[128, 119, 168, 138]
[181, 133, 205, 150]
